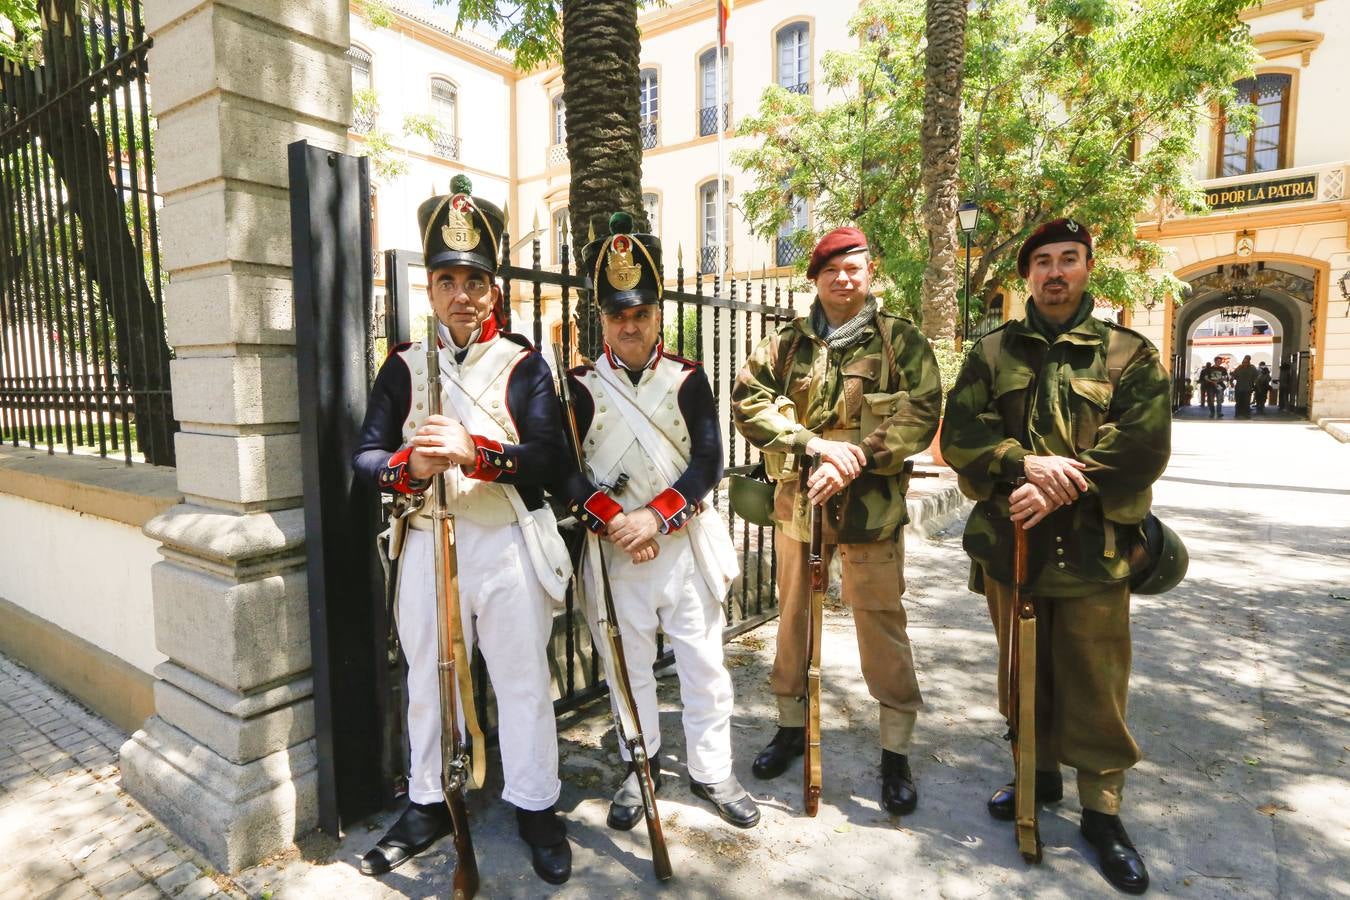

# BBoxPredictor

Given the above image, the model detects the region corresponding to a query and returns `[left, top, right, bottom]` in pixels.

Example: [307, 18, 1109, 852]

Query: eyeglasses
[432, 278, 490, 299]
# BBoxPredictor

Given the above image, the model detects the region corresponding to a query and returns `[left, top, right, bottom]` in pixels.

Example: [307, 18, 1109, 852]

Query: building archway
[1174, 258, 1317, 416]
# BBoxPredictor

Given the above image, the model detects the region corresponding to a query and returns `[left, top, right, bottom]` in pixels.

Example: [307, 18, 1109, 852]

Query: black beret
[1017, 218, 1092, 278]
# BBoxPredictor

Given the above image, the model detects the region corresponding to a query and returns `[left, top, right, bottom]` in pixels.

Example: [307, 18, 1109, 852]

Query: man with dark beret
[732, 226, 942, 816]
[942, 218, 1172, 893]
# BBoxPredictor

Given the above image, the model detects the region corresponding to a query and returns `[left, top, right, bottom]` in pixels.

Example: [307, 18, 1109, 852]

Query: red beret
[1016, 218, 1092, 278]
[807, 226, 870, 279]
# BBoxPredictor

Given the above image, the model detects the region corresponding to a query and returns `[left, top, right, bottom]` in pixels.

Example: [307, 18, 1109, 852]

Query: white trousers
[397, 522, 561, 810]
[600, 531, 735, 784]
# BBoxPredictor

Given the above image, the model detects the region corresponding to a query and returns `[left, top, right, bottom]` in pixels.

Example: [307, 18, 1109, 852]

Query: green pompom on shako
[450, 173, 473, 195]
[581, 210, 663, 314]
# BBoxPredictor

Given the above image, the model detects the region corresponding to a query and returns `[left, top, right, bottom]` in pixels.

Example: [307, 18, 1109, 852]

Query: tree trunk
[561, 0, 646, 360]
[918, 0, 968, 343]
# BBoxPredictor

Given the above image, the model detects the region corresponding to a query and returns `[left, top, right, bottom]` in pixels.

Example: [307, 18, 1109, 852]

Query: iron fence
[378, 230, 799, 732]
[0, 0, 175, 465]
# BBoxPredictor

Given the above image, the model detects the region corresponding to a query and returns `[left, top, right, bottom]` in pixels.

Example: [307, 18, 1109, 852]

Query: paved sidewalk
[0, 656, 240, 900]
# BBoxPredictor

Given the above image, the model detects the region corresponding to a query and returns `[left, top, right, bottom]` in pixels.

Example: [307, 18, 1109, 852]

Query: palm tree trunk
[918, 0, 968, 343]
[561, 0, 646, 360]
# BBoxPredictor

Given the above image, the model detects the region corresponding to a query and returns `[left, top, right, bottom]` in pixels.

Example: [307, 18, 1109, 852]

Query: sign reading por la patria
[1207, 174, 1318, 211]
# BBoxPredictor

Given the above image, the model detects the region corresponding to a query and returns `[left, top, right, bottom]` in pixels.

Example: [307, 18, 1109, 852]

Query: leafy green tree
[0, 1, 39, 62]
[736, 0, 1258, 333]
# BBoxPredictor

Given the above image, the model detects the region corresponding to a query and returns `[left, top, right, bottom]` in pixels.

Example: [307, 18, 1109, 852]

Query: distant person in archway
[1203, 357, 1228, 419]
[1232, 355, 1258, 419]
[1254, 362, 1272, 414]
[1198, 361, 1213, 410]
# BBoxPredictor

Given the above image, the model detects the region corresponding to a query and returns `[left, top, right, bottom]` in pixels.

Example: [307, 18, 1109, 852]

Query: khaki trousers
[984, 576, 1141, 814]
[772, 532, 923, 753]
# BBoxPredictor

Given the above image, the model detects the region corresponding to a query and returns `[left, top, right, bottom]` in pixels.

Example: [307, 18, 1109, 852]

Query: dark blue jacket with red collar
[352, 325, 564, 510]
[561, 347, 722, 535]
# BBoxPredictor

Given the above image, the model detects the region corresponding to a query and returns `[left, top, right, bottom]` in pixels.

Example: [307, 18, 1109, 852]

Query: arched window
[698, 179, 731, 273]
[698, 48, 730, 136]
[347, 46, 374, 134]
[639, 69, 659, 149]
[552, 208, 570, 262]
[776, 23, 810, 94]
[1217, 73, 1292, 177]
[552, 95, 567, 146]
[430, 77, 459, 159]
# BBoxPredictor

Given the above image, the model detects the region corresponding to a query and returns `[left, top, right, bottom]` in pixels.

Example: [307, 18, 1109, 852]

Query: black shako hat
[581, 211, 664, 314]
[1016, 218, 1093, 278]
[416, 174, 504, 276]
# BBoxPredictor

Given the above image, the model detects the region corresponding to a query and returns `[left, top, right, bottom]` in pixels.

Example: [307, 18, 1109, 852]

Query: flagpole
[715, 6, 727, 279]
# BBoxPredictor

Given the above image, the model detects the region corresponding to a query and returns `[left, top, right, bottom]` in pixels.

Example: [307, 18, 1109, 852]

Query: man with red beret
[942, 218, 1172, 893]
[731, 226, 942, 816]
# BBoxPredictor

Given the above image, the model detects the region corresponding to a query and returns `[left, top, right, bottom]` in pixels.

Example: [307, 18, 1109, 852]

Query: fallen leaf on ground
[1256, 802, 1293, 816]
[835, 824, 851, 833]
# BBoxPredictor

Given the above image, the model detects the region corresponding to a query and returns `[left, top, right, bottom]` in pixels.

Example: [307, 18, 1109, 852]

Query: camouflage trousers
[984, 575, 1142, 814]
[771, 533, 924, 753]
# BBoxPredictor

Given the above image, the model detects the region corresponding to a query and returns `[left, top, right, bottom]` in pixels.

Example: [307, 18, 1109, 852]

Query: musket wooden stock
[1008, 480, 1043, 864]
[801, 459, 824, 817]
[552, 344, 672, 881]
[426, 319, 480, 898]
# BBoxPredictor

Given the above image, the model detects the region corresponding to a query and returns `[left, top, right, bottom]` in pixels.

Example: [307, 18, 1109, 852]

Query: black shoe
[691, 775, 761, 828]
[359, 800, 452, 876]
[1081, 809, 1149, 894]
[987, 770, 1064, 821]
[516, 806, 571, 885]
[751, 727, 804, 780]
[607, 766, 663, 831]
[880, 750, 918, 816]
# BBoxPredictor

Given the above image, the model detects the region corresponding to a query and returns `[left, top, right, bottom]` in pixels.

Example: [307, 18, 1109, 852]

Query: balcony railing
[352, 109, 376, 135]
[782, 81, 810, 95]
[547, 144, 568, 168]
[699, 243, 729, 274]
[640, 119, 658, 150]
[775, 236, 806, 267]
[698, 103, 731, 137]
[432, 129, 461, 160]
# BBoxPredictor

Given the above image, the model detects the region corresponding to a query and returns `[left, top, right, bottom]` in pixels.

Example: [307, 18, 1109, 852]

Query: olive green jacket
[731, 303, 941, 544]
[940, 308, 1172, 594]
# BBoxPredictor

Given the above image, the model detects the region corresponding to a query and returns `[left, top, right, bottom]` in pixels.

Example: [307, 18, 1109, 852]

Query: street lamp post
[957, 200, 979, 342]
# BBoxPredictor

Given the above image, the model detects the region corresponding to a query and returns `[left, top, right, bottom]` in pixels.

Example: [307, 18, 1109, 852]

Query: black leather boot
[607, 765, 662, 831]
[987, 769, 1064, 821]
[690, 774, 761, 828]
[751, 727, 805, 780]
[1081, 809, 1149, 894]
[880, 750, 917, 816]
[359, 800, 452, 876]
[516, 806, 572, 885]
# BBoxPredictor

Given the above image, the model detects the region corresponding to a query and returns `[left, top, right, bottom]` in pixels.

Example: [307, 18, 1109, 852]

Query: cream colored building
[1130, 0, 1350, 419]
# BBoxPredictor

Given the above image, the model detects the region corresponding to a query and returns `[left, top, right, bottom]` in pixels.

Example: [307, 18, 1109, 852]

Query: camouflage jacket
[731, 302, 941, 544]
[940, 307, 1172, 595]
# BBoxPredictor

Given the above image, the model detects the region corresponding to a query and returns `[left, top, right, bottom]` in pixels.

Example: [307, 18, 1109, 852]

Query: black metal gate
[0, 0, 175, 464]
[294, 142, 800, 833]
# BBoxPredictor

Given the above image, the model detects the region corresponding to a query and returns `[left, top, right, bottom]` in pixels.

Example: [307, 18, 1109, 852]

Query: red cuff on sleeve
[378, 445, 424, 494]
[462, 434, 509, 482]
[569, 490, 622, 533]
[647, 487, 694, 533]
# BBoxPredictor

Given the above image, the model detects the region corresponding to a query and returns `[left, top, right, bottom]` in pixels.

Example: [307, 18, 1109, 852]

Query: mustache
[1043, 278, 1069, 289]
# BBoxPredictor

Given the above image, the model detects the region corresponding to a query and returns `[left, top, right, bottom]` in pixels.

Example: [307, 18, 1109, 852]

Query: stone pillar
[119, 0, 350, 872]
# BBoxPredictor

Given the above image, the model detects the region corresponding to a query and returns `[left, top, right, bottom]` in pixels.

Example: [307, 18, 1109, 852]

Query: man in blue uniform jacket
[352, 175, 572, 885]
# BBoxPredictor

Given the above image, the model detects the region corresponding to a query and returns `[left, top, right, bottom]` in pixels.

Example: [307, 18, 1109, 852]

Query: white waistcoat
[397, 337, 525, 527]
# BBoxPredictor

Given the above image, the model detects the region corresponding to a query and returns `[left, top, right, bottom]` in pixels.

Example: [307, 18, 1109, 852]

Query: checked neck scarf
[811, 295, 878, 352]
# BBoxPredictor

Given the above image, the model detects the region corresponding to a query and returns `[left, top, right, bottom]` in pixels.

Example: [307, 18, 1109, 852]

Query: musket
[1007, 477, 1043, 864]
[426, 318, 480, 899]
[552, 343, 673, 881]
[801, 457, 824, 817]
